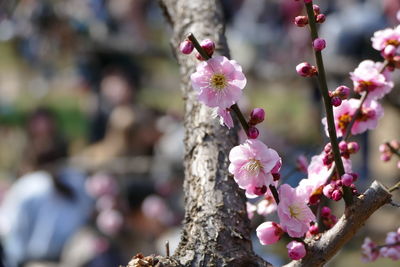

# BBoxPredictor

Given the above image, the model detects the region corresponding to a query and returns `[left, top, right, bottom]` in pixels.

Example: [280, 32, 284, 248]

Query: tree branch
[283, 181, 392, 267]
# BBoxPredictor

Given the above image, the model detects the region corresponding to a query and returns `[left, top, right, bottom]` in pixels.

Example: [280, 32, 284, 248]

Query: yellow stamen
[210, 73, 227, 90]
[245, 159, 263, 174]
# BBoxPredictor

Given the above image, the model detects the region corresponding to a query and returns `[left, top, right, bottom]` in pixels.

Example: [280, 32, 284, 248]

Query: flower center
[245, 159, 263, 174]
[358, 81, 377, 93]
[386, 39, 400, 47]
[289, 205, 301, 218]
[338, 113, 352, 131]
[210, 73, 227, 90]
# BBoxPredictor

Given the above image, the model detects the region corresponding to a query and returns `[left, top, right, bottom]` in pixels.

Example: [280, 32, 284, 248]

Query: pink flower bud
[390, 140, 400, 150]
[313, 4, 320, 15]
[331, 189, 343, 201]
[323, 183, 334, 198]
[309, 224, 319, 235]
[335, 180, 342, 187]
[350, 173, 358, 182]
[331, 96, 342, 107]
[322, 154, 333, 166]
[347, 142, 360, 153]
[338, 141, 348, 152]
[312, 38, 326, 51]
[380, 153, 392, 162]
[179, 40, 194, 54]
[253, 185, 267, 196]
[379, 144, 388, 153]
[294, 16, 308, 27]
[364, 109, 376, 118]
[287, 241, 306, 260]
[335, 85, 350, 99]
[295, 155, 308, 174]
[256, 221, 284, 245]
[195, 52, 205, 61]
[200, 39, 215, 57]
[321, 206, 331, 217]
[324, 143, 332, 153]
[272, 173, 281, 181]
[248, 127, 259, 139]
[383, 45, 397, 58]
[296, 62, 317, 77]
[341, 173, 353, 187]
[249, 108, 265, 125]
[316, 13, 326, 23]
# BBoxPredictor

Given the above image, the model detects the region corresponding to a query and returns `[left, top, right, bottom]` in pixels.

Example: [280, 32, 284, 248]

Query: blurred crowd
[0, 0, 398, 267]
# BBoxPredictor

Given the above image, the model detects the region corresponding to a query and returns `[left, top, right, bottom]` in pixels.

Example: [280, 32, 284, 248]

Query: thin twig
[165, 241, 170, 257]
[388, 180, 400, 192]
[304, 3, 351, 205]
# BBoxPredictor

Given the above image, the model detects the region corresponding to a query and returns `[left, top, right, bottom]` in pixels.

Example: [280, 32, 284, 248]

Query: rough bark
[157, 0, 269, 266]
[283, 181, 392, 267]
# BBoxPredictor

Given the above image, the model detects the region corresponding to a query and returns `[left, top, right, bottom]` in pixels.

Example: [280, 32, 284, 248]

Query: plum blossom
[287, 241, 306, 260]
[322, 98, 384, 137]
[277, 184, 315, 238]
[257, 191, 277, 216]
[191, 56, 246, 109]
[246, 202, 257, 219]
[361, 237, 380, 262]
[380, 228, 400, 260]
[297, 153, 352, 203]
[371, 26, 400, 51]
[229, 139, 280, 197]
[350, 60, 393, 100]
[256, 221, 284, 245]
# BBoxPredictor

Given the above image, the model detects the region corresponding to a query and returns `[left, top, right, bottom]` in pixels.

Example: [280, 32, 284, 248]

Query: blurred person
[0, 108, 92, 267]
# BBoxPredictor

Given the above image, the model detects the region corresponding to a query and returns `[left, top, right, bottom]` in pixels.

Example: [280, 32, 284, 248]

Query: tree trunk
[158, 0, 269, 266]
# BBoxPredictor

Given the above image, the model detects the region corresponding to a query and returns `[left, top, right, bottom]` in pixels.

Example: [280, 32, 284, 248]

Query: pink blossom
[277, 184, 315, 238]
[257, 191, 277, 216]
[295, 155, 308, 174]
[85, 173, 119, 198]
[213, 107, 234, 129]
[361, 237, 380, 262]
[287, 241, 306, 260]
[191, 56, 246, 109]
[249, 108, 265, 125]
[371, 26, 400, 51]
[96, 209, 124, 236]
[229, 139, 281, 197]
[142, 195, 174, 225]
[350, 60, 393, 100]
[248, 127, 259, 139]
[246, 202, 257, 219]
[312, 38, 326, 51]
[179, 40, 194, 54]
[322, 98, 384, 137]
[380, 228, 400, 260]
[256, 221, 284, 245]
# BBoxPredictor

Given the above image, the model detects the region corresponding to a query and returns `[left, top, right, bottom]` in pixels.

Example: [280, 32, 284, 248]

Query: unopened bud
[296, 62, 317, 77]
[335, 85, 350, 99]
[383, 45, 397, 58]
[316, 13, 326, 23]
[331, 96, 342, 107]
[347, 142, 360, 153]
[248, 127, 259, 139]
[341, 173, 353, 187]
[200, 39, 215, 57]
[249, 108, 265, 125]
[179, 40, 194, 54]
[313, 4, 320, 15]
[312, 38, 326, 51]
[294, 16, 308, 27]
[331, 189, 343, 201]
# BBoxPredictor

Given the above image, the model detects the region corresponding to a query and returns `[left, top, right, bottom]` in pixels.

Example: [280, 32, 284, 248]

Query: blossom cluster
[181, 0, 399, 262]
[379, 140, 400, 168]
[362, 227, 400, 262]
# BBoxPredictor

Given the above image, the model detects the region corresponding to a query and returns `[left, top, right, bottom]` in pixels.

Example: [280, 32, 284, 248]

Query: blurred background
[0, 0, 399, 266]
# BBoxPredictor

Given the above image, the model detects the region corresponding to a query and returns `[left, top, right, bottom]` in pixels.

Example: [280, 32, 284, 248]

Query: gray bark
[157, 0, 269, 266]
